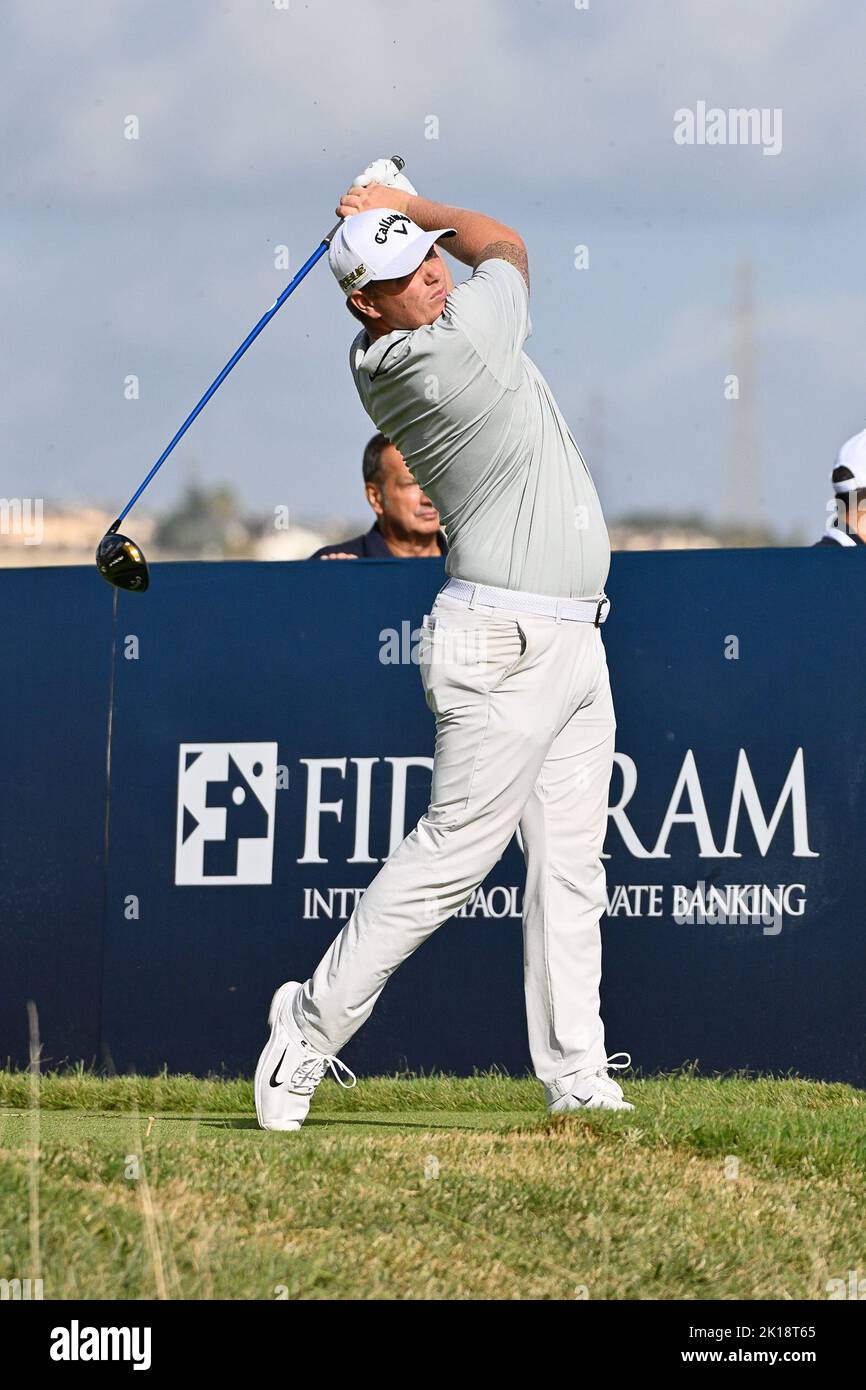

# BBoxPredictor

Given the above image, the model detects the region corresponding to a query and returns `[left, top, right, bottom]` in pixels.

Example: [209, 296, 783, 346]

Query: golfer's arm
[404, 194, 529, 287]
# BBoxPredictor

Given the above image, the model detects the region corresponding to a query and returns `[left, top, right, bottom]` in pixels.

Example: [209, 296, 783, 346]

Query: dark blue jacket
[309, 519, 448, 560]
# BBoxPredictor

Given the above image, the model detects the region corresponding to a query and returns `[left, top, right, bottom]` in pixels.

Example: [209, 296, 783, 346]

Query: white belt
[440, 577, 610, 626]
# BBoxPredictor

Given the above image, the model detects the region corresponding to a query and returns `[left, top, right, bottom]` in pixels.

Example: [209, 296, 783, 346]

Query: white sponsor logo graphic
[302, 884, 523, 921]
[290, 747, 816, 928]
[295, 747, 816, 864]
[175, 742, 277, 886]
[607, 747, 816, 859]
[174, 745, 816, 915]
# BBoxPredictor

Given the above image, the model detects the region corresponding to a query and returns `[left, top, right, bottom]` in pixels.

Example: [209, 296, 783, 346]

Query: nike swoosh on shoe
[268, 1048, 288, 1088]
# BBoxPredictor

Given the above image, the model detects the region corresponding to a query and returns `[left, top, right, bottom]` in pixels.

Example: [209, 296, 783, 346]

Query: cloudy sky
[2, 0, 864, 536]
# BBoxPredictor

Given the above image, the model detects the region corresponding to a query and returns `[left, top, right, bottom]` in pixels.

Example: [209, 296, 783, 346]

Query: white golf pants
[295, 587, 617, 1089]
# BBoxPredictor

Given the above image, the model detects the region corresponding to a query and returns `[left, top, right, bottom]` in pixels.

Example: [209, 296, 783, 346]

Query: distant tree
[614, 511, 779, 547]
[153, 483, 251, 558]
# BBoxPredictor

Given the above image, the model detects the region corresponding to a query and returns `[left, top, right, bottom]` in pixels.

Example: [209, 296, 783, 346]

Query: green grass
[0, 1068, 863, 1300]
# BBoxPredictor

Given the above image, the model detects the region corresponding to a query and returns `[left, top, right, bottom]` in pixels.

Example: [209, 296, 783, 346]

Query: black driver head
[96, 530, 150, 592]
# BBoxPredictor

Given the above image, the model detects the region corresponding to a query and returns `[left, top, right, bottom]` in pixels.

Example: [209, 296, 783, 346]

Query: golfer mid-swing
[255, 158, 632, 1127]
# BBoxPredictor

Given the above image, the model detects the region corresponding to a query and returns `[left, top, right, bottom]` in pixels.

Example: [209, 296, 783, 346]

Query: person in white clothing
[816, 428, 866, 547]
[255, 159, 633, 1129]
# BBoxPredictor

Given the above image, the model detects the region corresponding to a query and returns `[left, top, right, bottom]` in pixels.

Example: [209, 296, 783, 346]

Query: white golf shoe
[546, 1052, 634, 1113]
[254, 981, 356, 1131]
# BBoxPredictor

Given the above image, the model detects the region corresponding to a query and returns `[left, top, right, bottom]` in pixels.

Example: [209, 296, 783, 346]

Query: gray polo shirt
[348, 257, 610, 600]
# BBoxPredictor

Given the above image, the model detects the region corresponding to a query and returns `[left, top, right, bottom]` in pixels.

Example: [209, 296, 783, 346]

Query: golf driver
[96, 156, 406, 591]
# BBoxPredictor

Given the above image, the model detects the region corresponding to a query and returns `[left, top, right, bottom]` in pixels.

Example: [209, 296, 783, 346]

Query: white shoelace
[587, 1052, 632, 1097]
[601, 1052, 631, 1074]
[292, 1051, 357, 1093]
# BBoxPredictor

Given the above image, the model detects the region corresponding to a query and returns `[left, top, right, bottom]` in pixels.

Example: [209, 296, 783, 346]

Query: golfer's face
[369, 246, 453, 329]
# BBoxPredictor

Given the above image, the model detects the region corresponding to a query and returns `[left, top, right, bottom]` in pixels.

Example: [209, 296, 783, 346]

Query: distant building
[0, 505, 155, 568]
[609, 523, 722, 552]
[253, 524, 330, 560]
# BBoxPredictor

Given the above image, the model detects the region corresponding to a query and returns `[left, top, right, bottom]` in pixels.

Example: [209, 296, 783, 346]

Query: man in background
[311, 433, 448, 560]
[816, 428, 866, 547]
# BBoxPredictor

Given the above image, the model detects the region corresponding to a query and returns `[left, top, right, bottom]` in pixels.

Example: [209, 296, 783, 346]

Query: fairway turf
[0, 1070, 863, 1300]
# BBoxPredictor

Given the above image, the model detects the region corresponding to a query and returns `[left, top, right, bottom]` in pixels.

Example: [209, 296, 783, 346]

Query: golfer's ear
[350, 288, 379, 322]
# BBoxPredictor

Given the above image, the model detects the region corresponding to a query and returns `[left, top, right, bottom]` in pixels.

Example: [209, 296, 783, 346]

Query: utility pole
[725, 258, 764, 530]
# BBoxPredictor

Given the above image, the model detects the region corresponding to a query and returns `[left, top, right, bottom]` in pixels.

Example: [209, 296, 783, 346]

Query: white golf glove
[352, 156, 418, 197]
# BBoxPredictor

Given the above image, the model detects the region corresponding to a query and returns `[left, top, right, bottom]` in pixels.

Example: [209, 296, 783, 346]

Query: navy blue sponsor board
[0, 567, 110, 1067]
[1, 549, 863, 1085]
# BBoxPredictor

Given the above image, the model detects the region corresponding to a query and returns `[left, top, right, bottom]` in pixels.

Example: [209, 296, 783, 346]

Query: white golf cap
[832, 428, 866, 493]
[329, 207, 456, 295]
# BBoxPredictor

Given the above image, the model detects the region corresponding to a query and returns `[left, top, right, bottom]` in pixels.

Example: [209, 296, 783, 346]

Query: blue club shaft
[112, 223, 341, 529]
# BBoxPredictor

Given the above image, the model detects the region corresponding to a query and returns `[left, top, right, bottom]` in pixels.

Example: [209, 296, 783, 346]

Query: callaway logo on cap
[329, 207, 456, 294]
